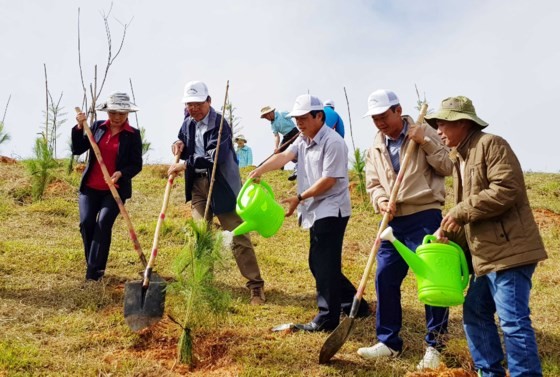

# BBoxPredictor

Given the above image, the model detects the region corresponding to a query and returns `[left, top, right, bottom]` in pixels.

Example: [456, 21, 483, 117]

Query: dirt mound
[405, 366, 477, 377]
[0, 155, 17, 164]
[118, 321, 240, 375]
[534, 208, 560, 230]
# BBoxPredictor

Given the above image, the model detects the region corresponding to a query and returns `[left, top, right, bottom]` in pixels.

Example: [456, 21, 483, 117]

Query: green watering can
[232, 178, 285, 238]
[380, 226, 469, 307]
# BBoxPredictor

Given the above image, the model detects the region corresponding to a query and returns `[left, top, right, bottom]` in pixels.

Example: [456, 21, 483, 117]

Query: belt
[194, 171, 208, 178]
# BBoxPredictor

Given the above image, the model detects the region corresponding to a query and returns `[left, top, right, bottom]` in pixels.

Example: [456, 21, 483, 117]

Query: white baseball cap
[363, 89, 400, 117]
[181, 81, 209, 103]
[324, 99, 335, 108]
[288, 94, 323, 117]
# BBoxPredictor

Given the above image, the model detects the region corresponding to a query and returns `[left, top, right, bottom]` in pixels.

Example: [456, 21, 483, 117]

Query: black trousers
[278, 127, 299, 152]
[309, 215, 368, 329]
[78, 188, 122, 280]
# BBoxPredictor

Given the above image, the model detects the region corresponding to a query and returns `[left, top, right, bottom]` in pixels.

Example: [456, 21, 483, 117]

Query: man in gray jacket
[426, 96, 547, 377]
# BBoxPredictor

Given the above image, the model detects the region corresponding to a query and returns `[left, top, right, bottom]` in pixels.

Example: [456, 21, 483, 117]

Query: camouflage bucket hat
[424, 96, 488, 129]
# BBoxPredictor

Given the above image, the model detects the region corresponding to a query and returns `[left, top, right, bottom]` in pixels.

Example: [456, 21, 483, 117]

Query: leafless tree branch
[129, 77, 140, 128]
[77, 8, 88, 112]
[96, 4, 132, 98]
[44, 64, 50, 143]
[1, 94, 11, 125]
[344, 86, 356, 153]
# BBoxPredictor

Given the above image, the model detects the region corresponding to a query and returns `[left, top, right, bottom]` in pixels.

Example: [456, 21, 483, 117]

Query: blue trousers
[309, 215, 369, 329]
[375, 209, 449, 351]
[464, 263, 542, 377]
[78, 188, 122, 280]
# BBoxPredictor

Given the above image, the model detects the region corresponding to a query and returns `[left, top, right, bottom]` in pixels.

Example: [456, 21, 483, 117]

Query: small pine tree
[43, 92, 67, 159]
[1, 95, 11, 150]
[222, 100, 242, 136]
[24, 136, 58, 200]
[139, 126, 151, 156]
[168, 220, 231, 366]
[0, 121, 10, 149]
[351, 148, 367, 198]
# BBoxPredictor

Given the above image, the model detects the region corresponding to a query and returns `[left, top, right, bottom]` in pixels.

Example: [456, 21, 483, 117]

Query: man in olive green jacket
[426, 96, 547, 377]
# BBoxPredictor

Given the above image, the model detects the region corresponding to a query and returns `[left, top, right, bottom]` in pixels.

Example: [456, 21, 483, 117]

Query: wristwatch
[297, 193, 304, 202]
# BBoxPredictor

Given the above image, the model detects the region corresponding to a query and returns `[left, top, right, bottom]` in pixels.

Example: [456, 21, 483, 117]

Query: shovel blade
[271, 323, 295, 332]
[123, 274, 166, 332]
[319, 317, 355, 364]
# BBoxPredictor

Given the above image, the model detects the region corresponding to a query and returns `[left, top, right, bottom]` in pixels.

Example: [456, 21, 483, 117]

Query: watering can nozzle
[380, 227, 396, 242]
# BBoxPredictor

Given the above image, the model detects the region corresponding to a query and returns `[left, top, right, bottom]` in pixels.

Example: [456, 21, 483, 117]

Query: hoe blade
[123, 273, 166, 332]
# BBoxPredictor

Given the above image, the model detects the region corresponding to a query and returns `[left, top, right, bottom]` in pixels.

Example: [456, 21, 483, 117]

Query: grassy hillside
[0, 161, 559, 376]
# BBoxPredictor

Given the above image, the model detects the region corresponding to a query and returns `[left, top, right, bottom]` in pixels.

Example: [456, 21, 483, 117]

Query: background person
[71, 92, 143, 282]
[168, 81, 266, 305]
[260, 105, 299, 180]
[323, 99, 345, 138]
[358, 89, 453, 371]
[249, 94, 370, 332]
[234, 134, 253, 168]
[426, 96, 548, 377]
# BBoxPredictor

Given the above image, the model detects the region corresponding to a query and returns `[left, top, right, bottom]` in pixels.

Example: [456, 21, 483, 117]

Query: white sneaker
[357, 342, 399, 360]
[416, 346, 441, 370]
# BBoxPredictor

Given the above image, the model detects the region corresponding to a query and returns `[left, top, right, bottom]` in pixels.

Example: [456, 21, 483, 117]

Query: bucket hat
[424, 96, 488, 128]
[260, 106, 275, 118]
[234, 134, 247, 143]
[363, 89, 399, 117]
[96, 92, 139, 113]
[181, 81, 209, 103]
[288, 94, 323, 117]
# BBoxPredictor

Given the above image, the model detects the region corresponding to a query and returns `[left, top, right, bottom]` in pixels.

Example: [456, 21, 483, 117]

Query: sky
[1, 0, 559, 172]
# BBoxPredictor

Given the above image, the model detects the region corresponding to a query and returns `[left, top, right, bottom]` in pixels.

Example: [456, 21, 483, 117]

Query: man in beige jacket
[357, 89, 453, 371]
[426, 96, 547, 377]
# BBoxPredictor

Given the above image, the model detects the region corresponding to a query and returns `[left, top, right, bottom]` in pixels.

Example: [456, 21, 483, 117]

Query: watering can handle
[237, 178, 275, 211]
[259, 180, 275, 198]
[424, 235, 470, 290]
[237, 178, 254, 210]
[454, 242, 470, 289]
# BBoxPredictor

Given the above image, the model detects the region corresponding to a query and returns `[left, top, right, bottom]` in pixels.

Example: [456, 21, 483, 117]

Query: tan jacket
[365, 115, 453, 216]
[447, 129, 548, 276]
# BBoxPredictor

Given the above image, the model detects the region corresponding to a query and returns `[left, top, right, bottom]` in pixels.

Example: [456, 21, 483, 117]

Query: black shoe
[356, 308, 373, 319]
[288, 173, 297, 181]
[342, 301, 373, 319]
[294, 321, 335, 332]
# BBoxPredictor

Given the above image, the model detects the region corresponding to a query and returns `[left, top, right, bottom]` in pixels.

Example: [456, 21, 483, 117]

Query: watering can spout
[232, 221, 256, 237]
[380, 227, 427, 278]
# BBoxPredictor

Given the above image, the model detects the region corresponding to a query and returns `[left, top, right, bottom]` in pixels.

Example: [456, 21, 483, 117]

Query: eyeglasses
[186, 102, 207, 110]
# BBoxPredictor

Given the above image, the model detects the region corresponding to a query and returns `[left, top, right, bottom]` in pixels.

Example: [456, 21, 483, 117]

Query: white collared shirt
[287, 125, 351, 229]
[194, 113, 209, 173]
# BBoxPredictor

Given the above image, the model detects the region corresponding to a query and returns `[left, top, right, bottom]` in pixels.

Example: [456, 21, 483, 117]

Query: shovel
[319, 103, 428, 364]
[124, 154, 181, 331]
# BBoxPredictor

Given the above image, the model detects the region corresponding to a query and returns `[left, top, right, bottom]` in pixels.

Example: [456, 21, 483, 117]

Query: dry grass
[0, 162, 559, 376]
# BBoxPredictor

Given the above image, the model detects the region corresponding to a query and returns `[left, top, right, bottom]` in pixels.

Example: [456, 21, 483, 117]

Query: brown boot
[250, 287, 266, 305]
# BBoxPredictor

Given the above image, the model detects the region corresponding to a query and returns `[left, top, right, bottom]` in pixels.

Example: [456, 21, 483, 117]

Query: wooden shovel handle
[204, 80, 229, 220]
[351, 103, 429, 314]
[142, 153, 181, 287]
[74, 107, 147, 267]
